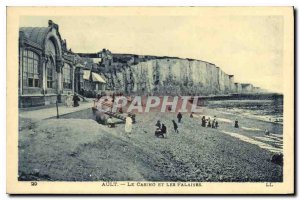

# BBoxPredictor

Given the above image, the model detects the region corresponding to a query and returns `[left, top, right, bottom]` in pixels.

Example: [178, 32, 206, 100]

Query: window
[63, 63, 72, 89]
[80, 73, 84, 89]
[47, 59, 54, 88]
[22, 49, 39, 87]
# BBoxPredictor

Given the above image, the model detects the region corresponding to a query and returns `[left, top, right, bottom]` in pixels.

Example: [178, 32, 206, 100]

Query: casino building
[19, 20, 106, 107]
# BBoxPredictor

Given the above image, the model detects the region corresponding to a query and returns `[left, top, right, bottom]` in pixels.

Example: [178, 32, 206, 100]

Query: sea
[204, 94, 283, 124]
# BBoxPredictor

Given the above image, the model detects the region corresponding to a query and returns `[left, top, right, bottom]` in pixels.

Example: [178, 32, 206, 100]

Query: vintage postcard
[7, 7, 294, 194]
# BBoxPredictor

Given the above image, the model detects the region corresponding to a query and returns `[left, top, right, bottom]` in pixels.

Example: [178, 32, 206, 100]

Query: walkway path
[19, 102, 93, 120]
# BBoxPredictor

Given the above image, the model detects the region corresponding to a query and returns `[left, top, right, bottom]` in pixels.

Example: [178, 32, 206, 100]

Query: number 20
[31, 182, 37, 186]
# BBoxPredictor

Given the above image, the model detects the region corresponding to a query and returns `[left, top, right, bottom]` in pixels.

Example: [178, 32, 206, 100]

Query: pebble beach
[18, 104, 283, 182]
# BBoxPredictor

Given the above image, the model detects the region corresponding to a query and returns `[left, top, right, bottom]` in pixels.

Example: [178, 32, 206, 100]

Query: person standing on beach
[172, 120, 179, 133]
[207, 117, 211, 127]
[234, 119, 239, 128]
[125, 114, 133, 134]
[212, 119, 216, 128]
[212, 116, 218, 128]
[177, 112, 183, 123]
[201, 116, 206, 127]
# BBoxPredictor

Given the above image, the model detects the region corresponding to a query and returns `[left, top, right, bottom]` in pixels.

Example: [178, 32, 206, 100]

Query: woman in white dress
[66, 92, 72, 107]
[125, 114, 133, 134]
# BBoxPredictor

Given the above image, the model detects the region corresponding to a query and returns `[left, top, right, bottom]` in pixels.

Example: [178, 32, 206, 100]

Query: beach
[18, 102, 283, 182]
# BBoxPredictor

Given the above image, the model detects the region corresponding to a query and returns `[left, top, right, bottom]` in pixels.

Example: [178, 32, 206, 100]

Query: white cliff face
[235, 83, 242, 93]
[104, 58, 249, 95]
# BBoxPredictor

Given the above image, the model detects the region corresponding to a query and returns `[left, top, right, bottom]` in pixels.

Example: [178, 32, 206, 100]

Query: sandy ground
[18, 107, 283, 182]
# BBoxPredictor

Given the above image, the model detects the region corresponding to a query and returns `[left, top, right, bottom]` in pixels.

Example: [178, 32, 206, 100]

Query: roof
[20, 27, 52, 48]
[83, 70, 91, 80]
[92, 72, 106, 83]
[83, 70, 106, 83]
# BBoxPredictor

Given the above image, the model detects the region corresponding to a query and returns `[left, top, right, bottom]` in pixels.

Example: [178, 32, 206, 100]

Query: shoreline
[204, 107, 283, 129]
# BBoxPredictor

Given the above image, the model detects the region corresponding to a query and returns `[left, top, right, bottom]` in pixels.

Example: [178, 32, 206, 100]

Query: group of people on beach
[153, 112, 183, 138]
[154, 120, 167, 138]
[153, 112, 223, 139]
[91, 93, 273, 140]
[201, 116, 219, 129]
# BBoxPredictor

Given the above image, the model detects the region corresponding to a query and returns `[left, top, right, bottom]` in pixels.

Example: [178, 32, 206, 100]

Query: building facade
[19, 20, 106, 107]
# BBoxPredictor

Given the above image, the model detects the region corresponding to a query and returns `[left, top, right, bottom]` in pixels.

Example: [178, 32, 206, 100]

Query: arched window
[46, 58, 54, 88]
[22, 50, 39, 87]
[45, 40, 57, 90]
[63, 63, 72, 89]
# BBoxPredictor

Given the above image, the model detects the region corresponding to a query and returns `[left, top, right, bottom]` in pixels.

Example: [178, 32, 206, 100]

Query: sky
[20, 14, 284, 93]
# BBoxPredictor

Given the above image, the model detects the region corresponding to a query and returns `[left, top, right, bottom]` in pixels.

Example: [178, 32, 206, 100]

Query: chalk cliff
[98, 52, 259, 95]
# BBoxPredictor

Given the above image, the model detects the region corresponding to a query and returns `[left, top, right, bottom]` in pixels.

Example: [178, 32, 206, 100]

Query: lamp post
[56, 99, 59, 119]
